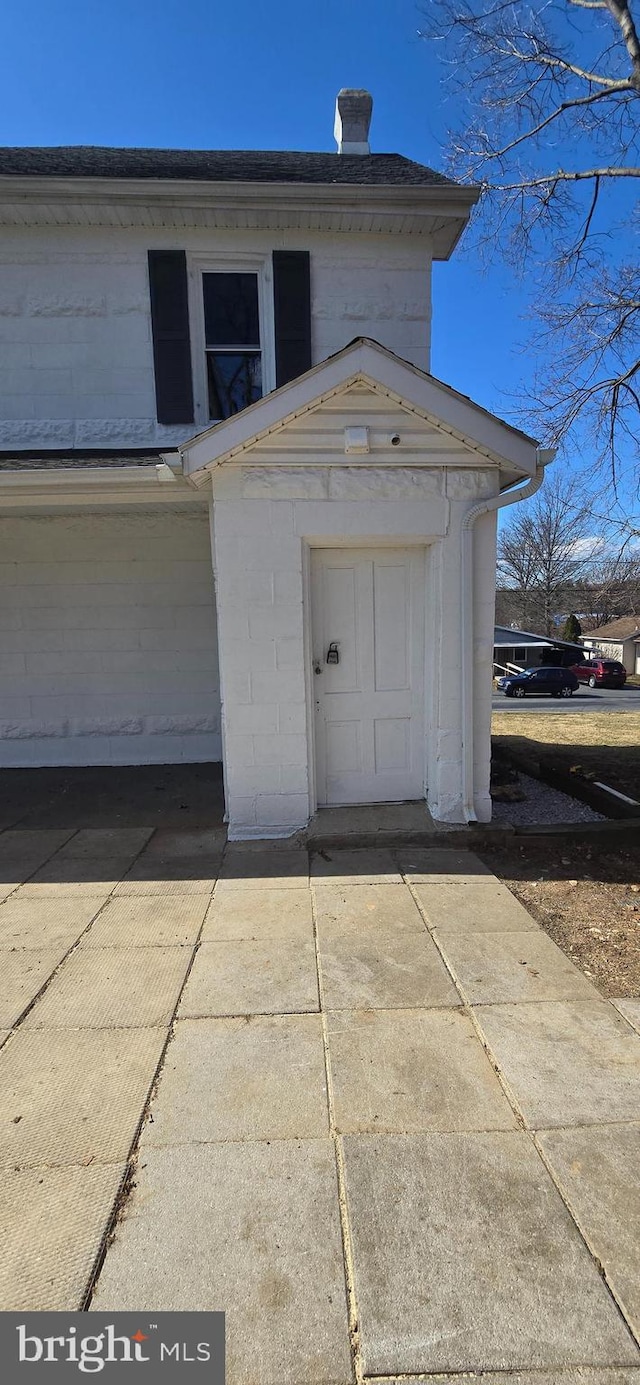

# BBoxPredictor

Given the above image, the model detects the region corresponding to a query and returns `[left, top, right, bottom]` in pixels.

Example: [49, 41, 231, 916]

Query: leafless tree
[421, 0, 640, 489]
[497, 475, 595, 631]
[579, 543, 640, 620]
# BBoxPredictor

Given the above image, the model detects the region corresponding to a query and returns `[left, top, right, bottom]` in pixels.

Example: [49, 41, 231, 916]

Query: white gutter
[0, 462, 178, 490]
[461, 449, 556, 823]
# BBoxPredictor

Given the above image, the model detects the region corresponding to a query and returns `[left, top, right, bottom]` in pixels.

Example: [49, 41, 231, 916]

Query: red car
[572, 658, 627, 689]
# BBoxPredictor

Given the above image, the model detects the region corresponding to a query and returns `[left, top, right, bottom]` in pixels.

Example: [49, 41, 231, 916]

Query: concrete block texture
[342, 1131, 640, 1376]
[91, 1138, 354, 1385]
[0, 510, 221, 766]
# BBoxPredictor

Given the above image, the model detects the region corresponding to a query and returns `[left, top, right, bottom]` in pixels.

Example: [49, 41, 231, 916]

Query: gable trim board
[180, 338, 537, 484]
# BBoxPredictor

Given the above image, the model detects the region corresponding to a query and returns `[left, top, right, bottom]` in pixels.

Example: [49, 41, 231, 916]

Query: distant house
[493, 626, 583, 675]
[580, 618, 640, 675]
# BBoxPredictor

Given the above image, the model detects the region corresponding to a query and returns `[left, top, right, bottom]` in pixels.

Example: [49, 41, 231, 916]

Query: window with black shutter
[148, 249, 313, 427]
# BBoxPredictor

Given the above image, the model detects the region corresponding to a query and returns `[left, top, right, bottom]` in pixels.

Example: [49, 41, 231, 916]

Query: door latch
[326, 642, 340, 665]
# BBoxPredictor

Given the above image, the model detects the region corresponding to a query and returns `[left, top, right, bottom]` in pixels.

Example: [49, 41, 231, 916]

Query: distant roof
[581, 616, 640, 641]
[0, 147, 458, 188]
[493, 625, 583, 650]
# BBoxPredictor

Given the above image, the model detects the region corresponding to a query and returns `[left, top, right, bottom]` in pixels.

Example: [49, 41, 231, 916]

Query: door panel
[311, 547, 425, 806]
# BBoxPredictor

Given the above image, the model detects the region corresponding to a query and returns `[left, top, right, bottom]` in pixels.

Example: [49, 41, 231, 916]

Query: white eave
[180, 338, 538, 481]
[0, 459, 200, 509]
[0, 176, 478, 255]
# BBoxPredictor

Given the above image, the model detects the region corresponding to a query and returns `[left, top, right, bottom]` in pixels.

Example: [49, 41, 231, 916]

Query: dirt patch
[479, 840, 640, 999]
[492, 711, 640, 804]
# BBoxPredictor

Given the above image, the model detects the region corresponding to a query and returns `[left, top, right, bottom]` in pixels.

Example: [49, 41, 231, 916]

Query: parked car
[497, 667, 580, 699]
[571, 658, 627, 689]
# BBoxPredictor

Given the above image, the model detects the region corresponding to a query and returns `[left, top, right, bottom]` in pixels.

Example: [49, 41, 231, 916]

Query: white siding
[0, 226, 431, 452]
[0, 507, 221, 766]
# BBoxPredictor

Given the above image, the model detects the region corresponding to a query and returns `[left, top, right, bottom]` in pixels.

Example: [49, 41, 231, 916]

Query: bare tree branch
[420, 0, 640, 487]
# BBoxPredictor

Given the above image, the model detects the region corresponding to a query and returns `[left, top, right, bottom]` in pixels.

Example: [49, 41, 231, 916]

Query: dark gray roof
[494, 625, 583, 651]
[0, 449, 166, 471]
[0, 147, 457, 188]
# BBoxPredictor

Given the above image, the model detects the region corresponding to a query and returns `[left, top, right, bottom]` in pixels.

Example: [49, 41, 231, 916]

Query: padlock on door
[326, 642, 340, 665]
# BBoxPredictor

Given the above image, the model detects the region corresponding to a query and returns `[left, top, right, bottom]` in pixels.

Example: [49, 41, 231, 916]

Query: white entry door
[310, 546, 426, 806]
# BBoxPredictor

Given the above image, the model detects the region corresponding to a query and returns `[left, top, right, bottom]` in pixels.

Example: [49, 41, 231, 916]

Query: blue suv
[497, 666, 580, 699]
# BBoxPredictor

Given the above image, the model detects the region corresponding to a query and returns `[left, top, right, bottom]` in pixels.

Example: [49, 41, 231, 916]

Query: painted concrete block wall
[0, 226, 431, 451]
[0, 506, 221, 766]
[211, 462, 462, 838]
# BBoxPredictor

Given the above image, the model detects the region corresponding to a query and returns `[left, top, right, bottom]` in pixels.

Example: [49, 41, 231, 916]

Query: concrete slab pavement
[91, 1139, 354, 1385]
[538, 1123, 640, 1338]
[342, 1130, 639, 1376]
[0, 830, 639, 1383]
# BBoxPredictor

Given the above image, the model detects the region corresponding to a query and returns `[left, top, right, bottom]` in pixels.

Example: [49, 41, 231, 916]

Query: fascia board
[0, 174, 478, 213]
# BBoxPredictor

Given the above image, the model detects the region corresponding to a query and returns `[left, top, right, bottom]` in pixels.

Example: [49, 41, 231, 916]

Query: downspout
[461, 449, 555, 823]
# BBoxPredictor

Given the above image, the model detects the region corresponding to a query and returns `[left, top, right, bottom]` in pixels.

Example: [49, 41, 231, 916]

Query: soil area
[480, 839, 640, 998]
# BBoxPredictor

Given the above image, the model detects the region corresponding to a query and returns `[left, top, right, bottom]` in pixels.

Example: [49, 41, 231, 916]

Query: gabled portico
[180, 338, 540, 839]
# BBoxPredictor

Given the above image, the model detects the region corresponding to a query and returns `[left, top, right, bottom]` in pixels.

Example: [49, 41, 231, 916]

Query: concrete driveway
[1, 830, 639, 1384]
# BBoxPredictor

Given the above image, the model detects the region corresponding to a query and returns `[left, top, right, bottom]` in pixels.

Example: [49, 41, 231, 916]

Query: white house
[580, 618, 640, 676]
[0, 91, 544, 837]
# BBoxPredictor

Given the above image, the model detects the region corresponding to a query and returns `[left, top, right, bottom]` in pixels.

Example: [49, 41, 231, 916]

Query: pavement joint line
[406, 867, 640, 1357]
[363, 1370, 640, 1380]
[0, 828, 164, 1039]
[612, 1004, 640, 1037]
[310, 856, 364, 1385]
[0, 826, 81, 904]
[530, 1128, 640, 1351]
[405, 875, 529, 1135]
[83, 861, 220, 1309]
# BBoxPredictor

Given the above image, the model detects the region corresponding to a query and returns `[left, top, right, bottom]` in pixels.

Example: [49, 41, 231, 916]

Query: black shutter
[148, 250, 194, 424]
[273, 251, 312, 388]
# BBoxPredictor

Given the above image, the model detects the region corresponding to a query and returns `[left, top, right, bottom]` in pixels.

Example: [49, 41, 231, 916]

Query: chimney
[334, 89, 373, 155]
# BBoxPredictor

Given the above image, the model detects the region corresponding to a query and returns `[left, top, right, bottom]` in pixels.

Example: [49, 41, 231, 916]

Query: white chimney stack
[334, 89, 373, 155]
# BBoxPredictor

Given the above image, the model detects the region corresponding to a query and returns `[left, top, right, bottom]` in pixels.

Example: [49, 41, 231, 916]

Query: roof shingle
[0, 147, 457, 188]
[582, 617, 640, 641]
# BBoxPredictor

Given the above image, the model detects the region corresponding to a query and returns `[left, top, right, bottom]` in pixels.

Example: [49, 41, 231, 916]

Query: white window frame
[188, 252, 275, 428]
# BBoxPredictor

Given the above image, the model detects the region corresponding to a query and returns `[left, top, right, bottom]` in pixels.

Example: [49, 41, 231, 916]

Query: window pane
[203, 273, 260, 347]
[207, 352, 262, 419]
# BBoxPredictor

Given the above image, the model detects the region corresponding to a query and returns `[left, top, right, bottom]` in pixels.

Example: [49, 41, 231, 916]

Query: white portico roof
[179, 338, 539, 485]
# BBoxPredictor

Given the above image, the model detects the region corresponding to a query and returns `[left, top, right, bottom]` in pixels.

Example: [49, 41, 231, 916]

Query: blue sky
[0, 0, 633, 528]
[0, 0, 522, 412]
